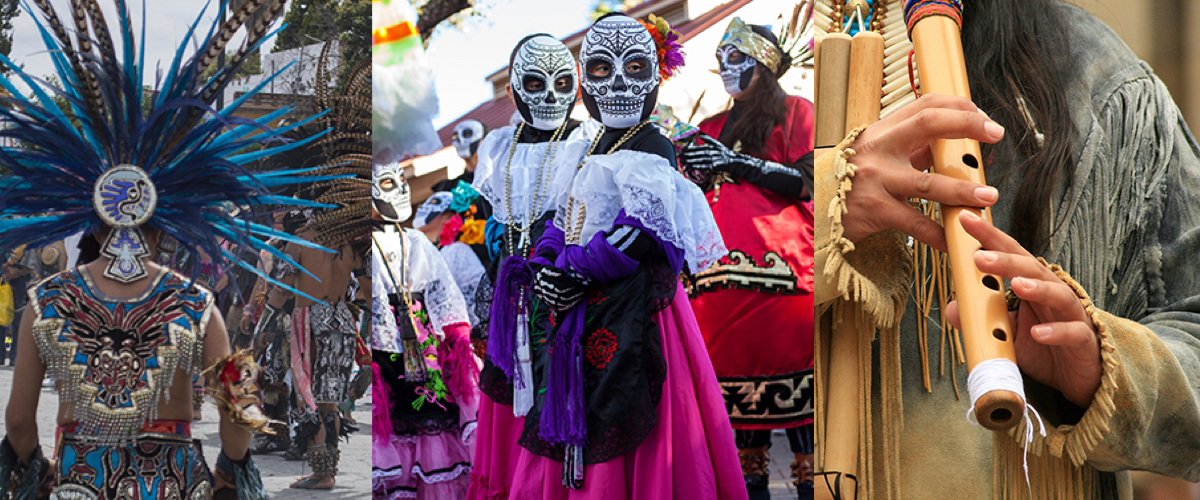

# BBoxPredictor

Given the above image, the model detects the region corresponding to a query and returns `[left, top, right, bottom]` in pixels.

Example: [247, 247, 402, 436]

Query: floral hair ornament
[639, 14, 686, 81]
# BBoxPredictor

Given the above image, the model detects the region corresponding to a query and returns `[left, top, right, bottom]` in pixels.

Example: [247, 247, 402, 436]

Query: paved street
[0, 364, 372, 499]
[769, 430, 803, 499]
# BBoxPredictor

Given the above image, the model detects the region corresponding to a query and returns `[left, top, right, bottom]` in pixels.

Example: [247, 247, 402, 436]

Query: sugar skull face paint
[452, 120, 485, 159]
[717, 44, 756, 96]
[372, 161, 411, 222]
[579, 15, 659, 128]
[510, 35, 578, 131]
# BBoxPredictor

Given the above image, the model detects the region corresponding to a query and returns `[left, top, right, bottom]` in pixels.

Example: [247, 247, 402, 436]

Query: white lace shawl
[371, 227, 470, 353]
[439, 241, 485, 326]
[548, 122, 727, 273]
[473, 125, 587, 228]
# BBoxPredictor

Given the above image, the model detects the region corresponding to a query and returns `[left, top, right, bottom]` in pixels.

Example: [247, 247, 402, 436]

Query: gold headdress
[720, 17, 783, 74]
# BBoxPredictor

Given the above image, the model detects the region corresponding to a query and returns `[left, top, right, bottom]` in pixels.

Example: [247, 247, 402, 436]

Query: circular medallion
[93, 165, 156, 228]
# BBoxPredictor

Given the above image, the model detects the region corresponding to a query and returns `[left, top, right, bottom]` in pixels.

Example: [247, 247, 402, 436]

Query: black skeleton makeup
[510, 35, 578, 131]
[579, 15, 659, 128]
[452, 120, 486, 159]
[717, 44, 757, 96]
[373, 161, 412, 223]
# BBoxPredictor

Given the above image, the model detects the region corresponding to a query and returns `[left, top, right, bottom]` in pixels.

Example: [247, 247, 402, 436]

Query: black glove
[532, 266, 589, 311]
[605, 225, 656, 262]
[679, 133, 811, 200]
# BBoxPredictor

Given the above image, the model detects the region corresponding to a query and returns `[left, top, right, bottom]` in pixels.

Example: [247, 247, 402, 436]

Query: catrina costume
[409, 190, 484, 329]
[465, 33, 584, 500]
[371, 162, 481, 500]
[677, 17, 816, 497]
[0, 0, 337, 498]
[812, 1, 1200, 499]
[490, 14, 744, 499]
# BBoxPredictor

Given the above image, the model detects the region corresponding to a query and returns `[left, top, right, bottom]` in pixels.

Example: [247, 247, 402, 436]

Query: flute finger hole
[992, 328, 1007, 342]
[962, 154, 979, 168]
[982, 275, 1001, 291]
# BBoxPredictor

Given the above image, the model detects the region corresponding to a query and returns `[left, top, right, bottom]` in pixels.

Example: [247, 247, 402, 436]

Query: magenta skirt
[467, 282, 747, 500]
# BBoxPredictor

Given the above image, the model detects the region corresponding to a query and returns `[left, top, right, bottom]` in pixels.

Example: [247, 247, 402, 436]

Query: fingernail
[1031, 325, 1050, 340]
[977, 250, 996, 263]
[1012, 277, 1026, 289]
[975, 186, 998, 202]
[977, 107, 991, 119]
[984, 121, 1005, 138]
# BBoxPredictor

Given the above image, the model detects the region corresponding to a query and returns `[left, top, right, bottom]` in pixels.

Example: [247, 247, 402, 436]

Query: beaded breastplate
[30, 267, 212, 445]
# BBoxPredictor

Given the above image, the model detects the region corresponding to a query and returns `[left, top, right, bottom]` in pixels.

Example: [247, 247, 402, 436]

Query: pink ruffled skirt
[467, 283, 746, 500]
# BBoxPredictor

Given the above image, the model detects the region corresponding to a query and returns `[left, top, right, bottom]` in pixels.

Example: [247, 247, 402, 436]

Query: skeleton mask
[579, 15, 659, 129]
[510, 35, 578, 131]
[373, 161, 412, 223]
[717, 44, 757, 96]
[452, 120, 485, 159]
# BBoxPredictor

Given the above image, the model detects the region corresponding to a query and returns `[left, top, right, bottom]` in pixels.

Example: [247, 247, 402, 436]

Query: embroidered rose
[583, 328, 618, 370]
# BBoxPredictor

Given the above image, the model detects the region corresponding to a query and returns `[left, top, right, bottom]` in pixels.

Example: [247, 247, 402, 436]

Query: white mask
[579, 15, 659, 129]
[717, 44, 756, 96]
[452, 120, 485, 159]
[372, 161, 411, 222]
[510, 35, 578, 131]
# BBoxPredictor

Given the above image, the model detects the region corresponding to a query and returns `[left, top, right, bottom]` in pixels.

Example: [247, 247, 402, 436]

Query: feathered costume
[0, 0, 342, 498]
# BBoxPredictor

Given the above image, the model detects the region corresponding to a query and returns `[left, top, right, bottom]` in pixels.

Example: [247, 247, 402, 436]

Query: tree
[335, 0, 369, 86]
[272, 0, 340, 53]
[588, 0, 642, 21]
[411, 0, 480, 44]
[0, 0, 18, 76]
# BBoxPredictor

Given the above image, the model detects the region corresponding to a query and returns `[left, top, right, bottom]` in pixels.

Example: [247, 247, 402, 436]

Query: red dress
[689, 95, 816, 430]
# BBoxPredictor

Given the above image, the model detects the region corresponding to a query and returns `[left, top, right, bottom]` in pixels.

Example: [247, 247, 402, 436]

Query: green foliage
[273, 0, 340, 53]
[0, 0, 18, 76]
[336, 0, 369, 85]
[589, 0, 642, 21]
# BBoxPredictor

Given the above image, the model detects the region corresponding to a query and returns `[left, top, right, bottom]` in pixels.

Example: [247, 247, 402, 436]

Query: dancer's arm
[4, 311, 43, 461]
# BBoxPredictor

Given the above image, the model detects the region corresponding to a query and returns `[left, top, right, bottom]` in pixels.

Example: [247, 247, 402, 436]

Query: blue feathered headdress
[0, 0, 342, 301]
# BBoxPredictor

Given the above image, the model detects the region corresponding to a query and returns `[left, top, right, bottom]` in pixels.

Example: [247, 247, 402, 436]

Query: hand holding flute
[837, 85, 1104, 418]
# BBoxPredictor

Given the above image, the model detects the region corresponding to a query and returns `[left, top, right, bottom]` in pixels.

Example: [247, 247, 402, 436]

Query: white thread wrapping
[966, 358, 1047, 496]
[513, 312, 535, 417]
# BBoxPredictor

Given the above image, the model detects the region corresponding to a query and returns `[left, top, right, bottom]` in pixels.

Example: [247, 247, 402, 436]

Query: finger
[909, 145, 934, 172]
[959, 210, 1029, 257]
[945, 299, 961, 331]
[973, 250, 1057, 284]
[1009, 276, 1086, 319]
[884, 168, 998, 208]
[869, 107, 1004, 159]
[876, 200, 948, 252]
[1028, 320, 1097, 348]
[877, 94, 982, 125]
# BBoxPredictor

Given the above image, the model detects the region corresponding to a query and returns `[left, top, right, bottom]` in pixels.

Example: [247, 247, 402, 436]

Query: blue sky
[423, 0, 595, 129]
[10, 1, 273, 95]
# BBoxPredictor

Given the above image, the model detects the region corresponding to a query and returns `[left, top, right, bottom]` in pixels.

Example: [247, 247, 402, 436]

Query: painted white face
[717, 44, 756, 96]
[511, 35, 578, 131]
[372, 161, 411, 222]
[452, 120, 485, 159]
[579, 16, 659, 128]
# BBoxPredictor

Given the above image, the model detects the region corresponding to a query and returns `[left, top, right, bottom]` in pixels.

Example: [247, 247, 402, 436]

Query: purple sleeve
[554, 210, 685, 283]
[530, 221, 565, 266]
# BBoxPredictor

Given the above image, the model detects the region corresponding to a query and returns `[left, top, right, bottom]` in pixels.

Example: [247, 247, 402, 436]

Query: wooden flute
[905, 0, 1023, 430]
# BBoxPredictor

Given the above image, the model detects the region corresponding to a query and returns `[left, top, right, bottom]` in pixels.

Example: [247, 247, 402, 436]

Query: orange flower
[458, 219, 487, 245]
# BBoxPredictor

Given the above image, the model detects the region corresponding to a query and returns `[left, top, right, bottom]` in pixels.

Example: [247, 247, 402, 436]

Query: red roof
[438, 0, 753, 147]
[436, 97, 517, 147]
